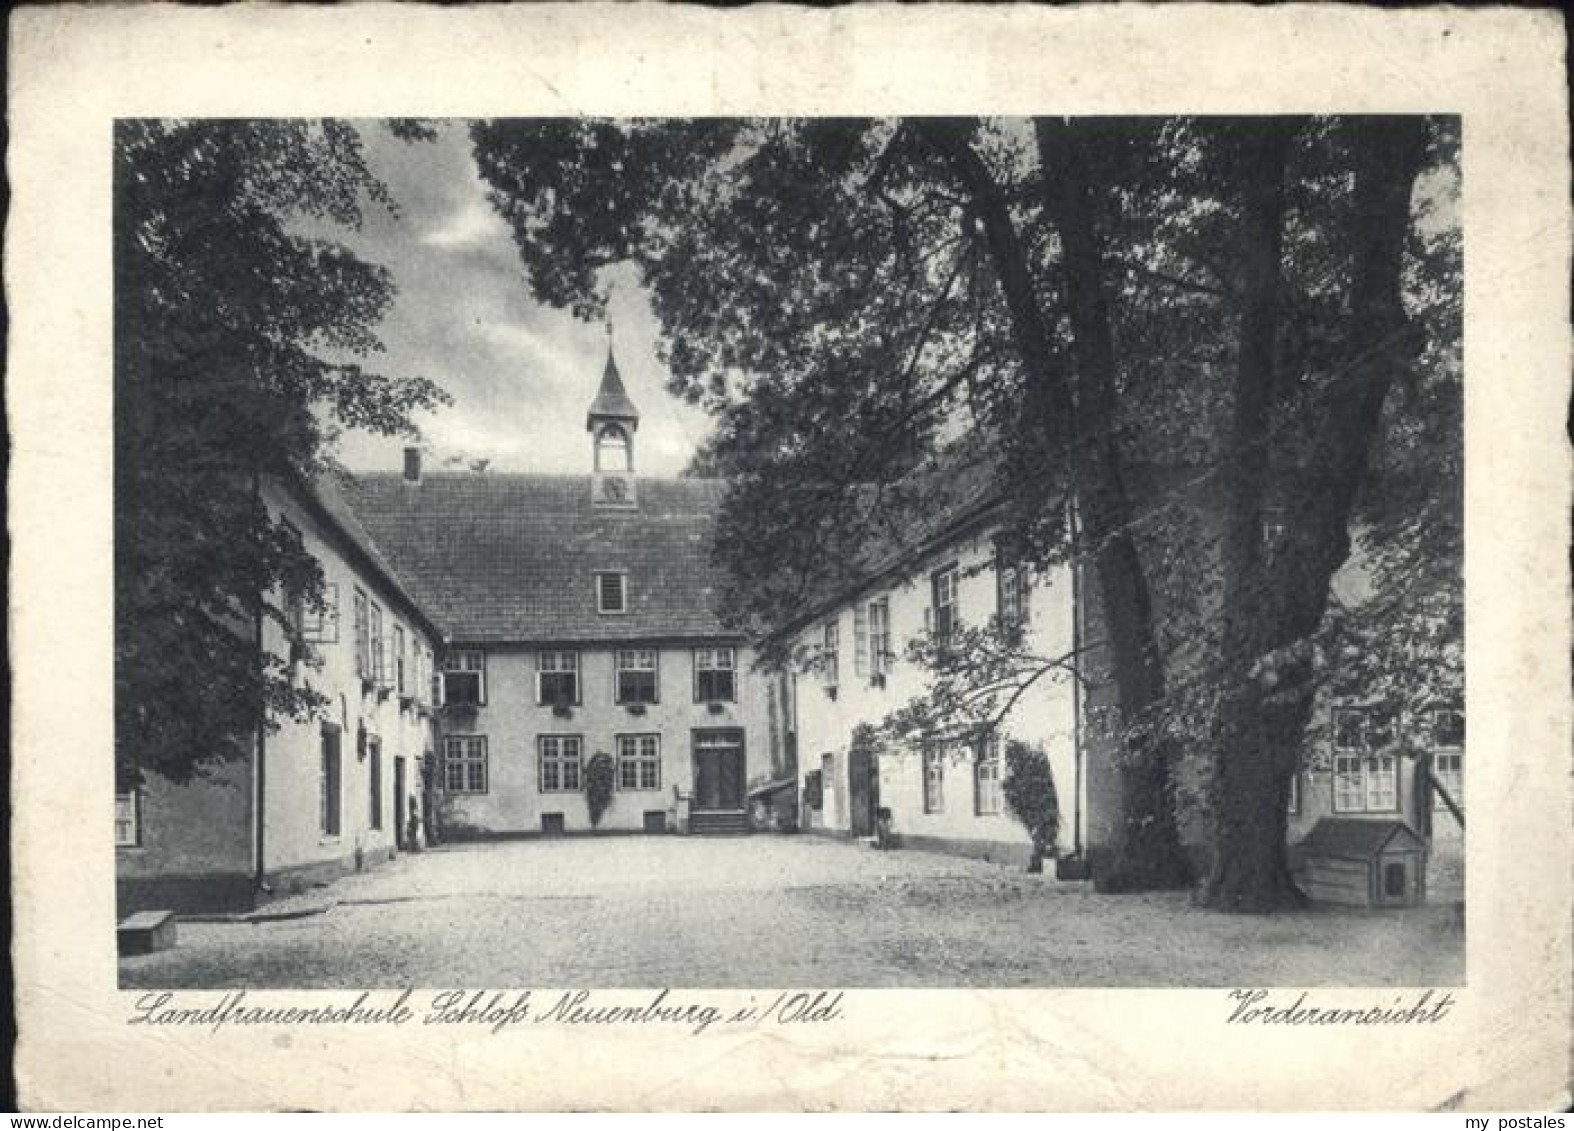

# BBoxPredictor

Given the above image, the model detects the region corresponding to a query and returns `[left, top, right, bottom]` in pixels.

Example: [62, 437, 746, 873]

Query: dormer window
[596, 571, 627, 614]
[596, 424, 631, 473]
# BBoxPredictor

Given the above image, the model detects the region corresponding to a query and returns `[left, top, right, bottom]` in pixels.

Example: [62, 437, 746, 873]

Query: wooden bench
[117, 910, 177, 956]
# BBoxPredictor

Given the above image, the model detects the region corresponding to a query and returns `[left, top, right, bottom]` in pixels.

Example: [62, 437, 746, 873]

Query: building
[342, 350, 776, 837]
[771, 458, 1464, 885]
[118, 348, 1462, 908]
[769, 458, 1115, 871]
[116, 474, 444, 914]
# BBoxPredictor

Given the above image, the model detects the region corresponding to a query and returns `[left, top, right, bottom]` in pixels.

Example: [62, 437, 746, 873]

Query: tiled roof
[288, 470, 441, 641]
[771, 450, 1004, 638]
[340, 472, 737, 645]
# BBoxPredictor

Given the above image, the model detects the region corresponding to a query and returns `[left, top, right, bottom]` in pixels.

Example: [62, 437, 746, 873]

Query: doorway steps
[690, 809, 750, 836]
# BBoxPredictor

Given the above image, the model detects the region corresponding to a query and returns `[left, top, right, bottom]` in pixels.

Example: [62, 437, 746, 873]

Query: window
[1426, 705, 1464, 809]
[867, 597, 891, 679]
[974, 735, 1002, 816]
[1262, 507, 1289, 555]
[1331, 707, 1398, 813]
[115, 791, 141, 848]
[537, 650, 580, 705]
[353, 589, 371, 678]
[301, 581, 340, 644]
[694, 646, 736, 702]
[1432, 750, 1463, 809]
[320, 724, 342, 836]
[596, 424, 631, 473]
[615, 648, 659, 704]
[997, 551, 1030, 631]
[596, 571, 627, 614]
[539, 735, 583, 793]
[923, 742, 945, 813]
[393, 626, 406, 695]
[932, 565, 959, 643]
[617, 734, 661, 790]
[369, 602, 386, 684]
[368, 739, 383, 830]
[443, 735, 489, 794]
[821, 620, 839, 687]
[441, 650, 486, 705]
[1431, 706, 1465, 750]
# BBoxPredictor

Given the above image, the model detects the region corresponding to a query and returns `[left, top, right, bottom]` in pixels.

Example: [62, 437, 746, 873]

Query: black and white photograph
[110, 113, 1465, 989]
[8, 3, 1569, 1115]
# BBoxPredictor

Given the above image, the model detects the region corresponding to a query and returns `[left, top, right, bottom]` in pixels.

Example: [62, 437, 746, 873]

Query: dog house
[1296, 818, 1428, 907]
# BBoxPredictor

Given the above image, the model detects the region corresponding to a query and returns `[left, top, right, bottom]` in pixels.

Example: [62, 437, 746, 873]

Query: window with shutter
[821, 621, 839, 686]
[867, 598, 891, 678]
[615, 648, 659, 704]
[694, 646, 737, 702]
[931, 565, 958, 643]
[441, 650, 486, 705]
[302, 581, 340, 643]
[853, 604, 868, 677]
[353, 589, 370, 678]
[393, 626, 406, 694]
[537, 650, 580, 705]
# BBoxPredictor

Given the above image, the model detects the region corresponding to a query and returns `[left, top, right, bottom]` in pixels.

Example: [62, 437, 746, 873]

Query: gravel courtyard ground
[120, 835, 1463, 988]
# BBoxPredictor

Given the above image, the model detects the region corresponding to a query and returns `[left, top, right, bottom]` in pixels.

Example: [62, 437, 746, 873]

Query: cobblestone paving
[120, 835, 1464, 988]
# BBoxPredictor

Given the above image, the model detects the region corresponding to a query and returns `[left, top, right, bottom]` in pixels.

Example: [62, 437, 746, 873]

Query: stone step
[118, 909, 178, 956]
[690, 810, 749, 835]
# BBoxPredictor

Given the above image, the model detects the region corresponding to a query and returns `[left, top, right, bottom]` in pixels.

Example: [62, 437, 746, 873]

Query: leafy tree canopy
[116, 119, 449, 787]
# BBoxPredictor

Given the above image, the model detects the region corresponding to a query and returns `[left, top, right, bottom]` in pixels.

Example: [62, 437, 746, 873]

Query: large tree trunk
[1199, 119, 1307, 912]
[916, 118, 1191, 891]
[1034, 118, 1193, 891]
[1198, 118, 1433, 910]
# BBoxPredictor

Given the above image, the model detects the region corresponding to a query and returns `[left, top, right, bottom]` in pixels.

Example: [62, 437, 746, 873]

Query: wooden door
[393, 756, 408, 850]
[848, 742, 878, 837]
[694, 730, 745, 809]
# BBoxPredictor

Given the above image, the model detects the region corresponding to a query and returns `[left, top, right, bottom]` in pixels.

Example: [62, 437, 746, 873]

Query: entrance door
[848, 742, 878, 837]
[394, 756, 408, 850]
[693, 730, 745, 809]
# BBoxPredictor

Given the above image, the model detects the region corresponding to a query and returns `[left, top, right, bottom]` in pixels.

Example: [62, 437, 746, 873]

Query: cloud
[420, 199, 506, 250]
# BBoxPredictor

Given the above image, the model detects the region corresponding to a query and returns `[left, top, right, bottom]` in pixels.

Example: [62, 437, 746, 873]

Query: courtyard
[120, 835, 1464, 989]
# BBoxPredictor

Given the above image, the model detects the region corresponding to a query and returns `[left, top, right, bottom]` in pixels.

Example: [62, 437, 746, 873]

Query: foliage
[469, 116, 1461, 909]
[1002, 740, 1060, 873]
[115, 119, 449, 787]
[586, 752, 617, 827]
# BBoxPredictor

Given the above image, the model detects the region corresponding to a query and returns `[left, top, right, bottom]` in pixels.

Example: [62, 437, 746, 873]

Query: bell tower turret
[587, 330, 639, 509]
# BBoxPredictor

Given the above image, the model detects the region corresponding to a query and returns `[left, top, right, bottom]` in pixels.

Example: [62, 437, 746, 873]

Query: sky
[322, 121, 714, 477]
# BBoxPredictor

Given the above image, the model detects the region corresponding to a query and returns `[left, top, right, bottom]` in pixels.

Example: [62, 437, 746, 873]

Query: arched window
[597, 424, 630, 472]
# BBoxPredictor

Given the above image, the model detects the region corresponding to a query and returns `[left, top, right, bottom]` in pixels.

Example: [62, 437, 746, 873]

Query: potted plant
[706, 701, 726, 715]
[626, 701, 647, 716]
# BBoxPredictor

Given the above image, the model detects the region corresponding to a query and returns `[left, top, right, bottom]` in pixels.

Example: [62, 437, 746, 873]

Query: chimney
[403, 446, 422, 485]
